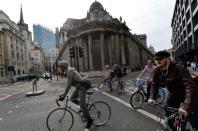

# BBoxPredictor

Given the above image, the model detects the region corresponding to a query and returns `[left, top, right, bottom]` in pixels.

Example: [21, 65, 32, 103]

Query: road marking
[8, 110, 13, 114]
[94, 88, 164, 124]
[0, 94, 11, 101]
[0, 118, 2, 120]
[0, 88, 22, 90]
[15, 106, 19, 108]
[0, 87, 32, 101]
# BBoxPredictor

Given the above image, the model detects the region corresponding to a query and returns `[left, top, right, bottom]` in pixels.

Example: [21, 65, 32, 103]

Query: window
[17, 53, 19, 60]
[0, 68, 3, 77]
[0, 43, 2, 53]
[11, 52, 14, 58]
[0, 54, 2, 64]
[11, 44, 13, 49]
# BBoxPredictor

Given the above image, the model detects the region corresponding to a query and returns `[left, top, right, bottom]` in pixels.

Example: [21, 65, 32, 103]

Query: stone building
[0, 10, 26, 80]
[17, 6, 33, 73]
[57, 1, 153, 72]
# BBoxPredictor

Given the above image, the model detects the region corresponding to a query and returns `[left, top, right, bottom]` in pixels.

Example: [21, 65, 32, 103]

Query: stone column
[82, 37, 88, 71]
[115, 34, 120, 64]
[88, 34, 93, 70]
[108, 36, 112, 66]
[100, 32, 105, 69]
[121, 34, 126, 65]
[110, 34, 115, 65]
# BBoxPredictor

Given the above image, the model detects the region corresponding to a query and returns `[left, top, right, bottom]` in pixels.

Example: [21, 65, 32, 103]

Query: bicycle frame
[60, 94, 93, 117]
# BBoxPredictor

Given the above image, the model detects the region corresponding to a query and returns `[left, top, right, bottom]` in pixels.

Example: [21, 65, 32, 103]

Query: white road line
[94, 88, 164, 124]
[0, 88, 22, 90]
[0, 94, 11, 101]
[8, 110, 13, 114]
[0, 118, 2, 120]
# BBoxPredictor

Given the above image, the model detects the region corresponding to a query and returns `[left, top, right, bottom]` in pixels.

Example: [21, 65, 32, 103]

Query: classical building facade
[171, 0, 198, 63]
[57, 1, 153, 72]
[0, 10, 27, 80]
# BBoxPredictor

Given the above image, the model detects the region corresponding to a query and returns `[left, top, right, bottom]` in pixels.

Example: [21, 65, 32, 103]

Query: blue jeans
[166, 93, 198, 130]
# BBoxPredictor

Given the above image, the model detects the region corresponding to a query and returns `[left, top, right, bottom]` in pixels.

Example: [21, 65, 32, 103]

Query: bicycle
[115, 77, 126, 94]
[98, 77, 116, 92]
[46, 90, 111, 131]
[98, 77, 126, 93]
[155, 104, 196, 131]
[130, 78, 165, 109]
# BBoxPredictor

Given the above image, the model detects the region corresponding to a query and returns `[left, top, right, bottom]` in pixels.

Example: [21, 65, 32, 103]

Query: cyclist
[57, 60, 93, 131]
[113, 64, 123, 79]
[137, 59, 156, 102]
[148, 51, 198, 130]
[113, 64, 124, 91]
[104, 65, 113, 92]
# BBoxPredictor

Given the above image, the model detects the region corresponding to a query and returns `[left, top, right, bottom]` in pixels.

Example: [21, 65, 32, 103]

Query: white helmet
[58, 60, 68, 67]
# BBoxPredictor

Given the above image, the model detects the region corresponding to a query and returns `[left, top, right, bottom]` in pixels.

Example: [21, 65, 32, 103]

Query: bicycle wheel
[89, 101, 111, 126]
[130, 91, 144, 109]
[156, 88, 165, 104]
[46, 108, 74, 131]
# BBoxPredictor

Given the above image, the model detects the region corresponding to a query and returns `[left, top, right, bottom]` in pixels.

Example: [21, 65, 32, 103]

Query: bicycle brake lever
[56, 99, 60, 107]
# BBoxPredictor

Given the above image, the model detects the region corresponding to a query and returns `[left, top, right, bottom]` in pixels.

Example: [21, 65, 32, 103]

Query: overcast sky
[0, 0, 176, 51]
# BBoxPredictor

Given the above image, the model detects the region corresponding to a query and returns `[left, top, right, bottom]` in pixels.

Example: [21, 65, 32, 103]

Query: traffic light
[69, 47, 75, 58]
[79, 47, 84, 57]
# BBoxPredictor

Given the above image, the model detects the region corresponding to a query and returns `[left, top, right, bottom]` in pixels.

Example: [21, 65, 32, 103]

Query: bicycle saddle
[86, 91, 94, 95]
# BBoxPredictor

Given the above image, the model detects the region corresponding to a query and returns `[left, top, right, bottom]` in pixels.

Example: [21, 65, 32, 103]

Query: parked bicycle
[130, 78, 165, 109]
[155, 103, 196, 131]
[46, 90, 111, 131]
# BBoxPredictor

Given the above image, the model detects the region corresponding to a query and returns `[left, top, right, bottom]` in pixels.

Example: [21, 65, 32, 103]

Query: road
[0, 73, 166, 131]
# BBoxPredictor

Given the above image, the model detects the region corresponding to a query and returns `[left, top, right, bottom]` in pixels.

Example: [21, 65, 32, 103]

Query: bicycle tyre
[130, 91, 144, 109]
[156, 88, 165, 104]
[89, 101, 111, 126]
[46, 108, 74, 131]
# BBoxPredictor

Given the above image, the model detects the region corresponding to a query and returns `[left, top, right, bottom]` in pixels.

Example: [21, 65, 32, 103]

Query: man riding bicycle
[58, 60, 93, 131]
[148, 51, 198, 131]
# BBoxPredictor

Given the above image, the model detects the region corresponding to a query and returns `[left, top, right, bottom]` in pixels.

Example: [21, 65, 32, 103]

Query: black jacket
[150, 62, 198, 113]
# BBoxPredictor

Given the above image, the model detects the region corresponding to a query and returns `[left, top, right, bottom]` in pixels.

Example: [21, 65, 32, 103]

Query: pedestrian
[32, 77, 39, 93]
[191, 62, 196, 71]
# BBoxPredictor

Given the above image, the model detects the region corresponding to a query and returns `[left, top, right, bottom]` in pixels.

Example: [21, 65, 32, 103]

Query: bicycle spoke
[89, 101, 111, 126]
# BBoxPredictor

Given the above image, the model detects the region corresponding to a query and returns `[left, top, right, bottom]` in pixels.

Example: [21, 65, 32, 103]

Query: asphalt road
[0, 73, 166, 131]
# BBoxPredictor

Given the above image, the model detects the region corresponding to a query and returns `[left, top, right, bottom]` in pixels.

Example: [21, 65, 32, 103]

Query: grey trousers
[70, 88, 90, 119]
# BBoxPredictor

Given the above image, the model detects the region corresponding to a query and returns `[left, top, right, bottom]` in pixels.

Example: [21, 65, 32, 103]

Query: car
[42, 73, 52, 80]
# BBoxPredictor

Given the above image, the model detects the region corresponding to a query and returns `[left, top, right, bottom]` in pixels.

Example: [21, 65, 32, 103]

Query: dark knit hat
[154, 51, 170, 60]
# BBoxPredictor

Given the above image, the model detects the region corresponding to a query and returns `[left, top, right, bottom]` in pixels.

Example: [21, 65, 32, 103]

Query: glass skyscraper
[33, 24, 56, 53]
